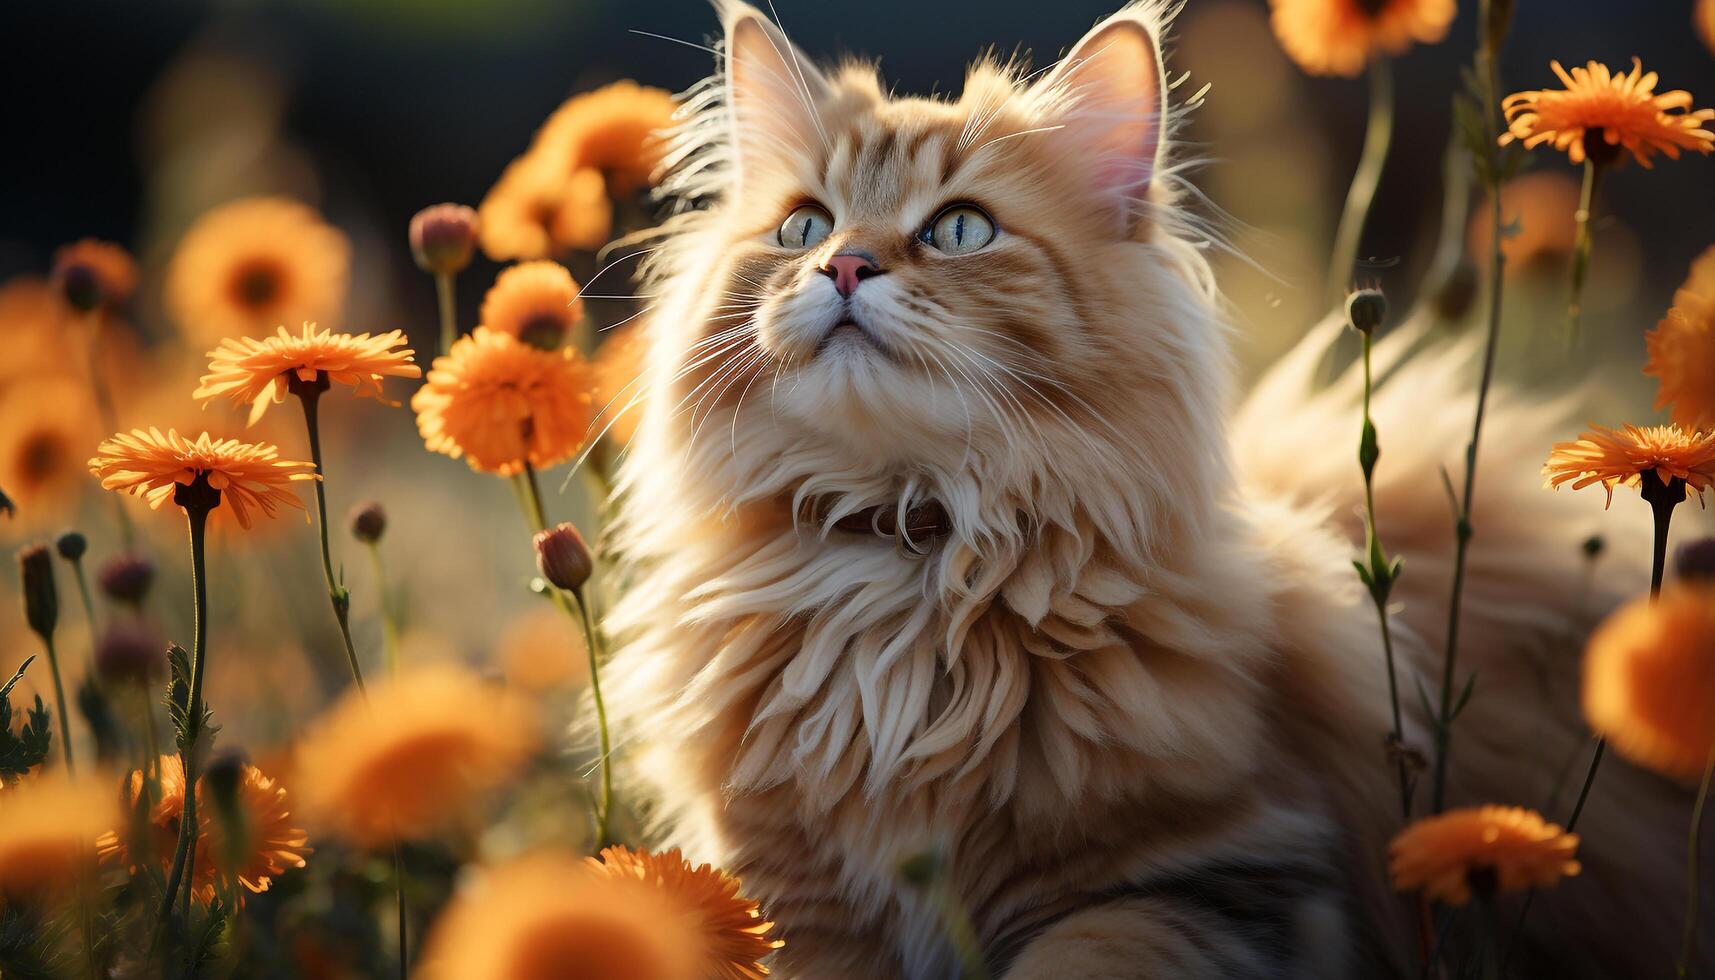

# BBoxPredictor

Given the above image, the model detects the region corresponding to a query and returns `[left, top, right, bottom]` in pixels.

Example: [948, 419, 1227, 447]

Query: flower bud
[201, 748, 248, 807]
[94, 618, 165, 685]
[17, 544, 58, 639]
[56, 263, 103, 313]
[97, 552, 156, 605]
[1345, 287, 1387, 336]
[533, 523, 593, 592]
[55, 530, 88, 562]
[1676, 536, 1715, 583]
[348, 501, 387, 544]
[410, 204, 480, 276]
[51, 240, 137, 313]
[1581, 535, 1605, 561]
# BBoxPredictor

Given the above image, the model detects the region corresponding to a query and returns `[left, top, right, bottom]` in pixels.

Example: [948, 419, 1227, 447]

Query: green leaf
[1452, 672, 1479, 721]
[1353, 560, 1374, 589]
[164, 644, 215, 757]
[1358, 419, 1380, 478]
[0, 656, 34, 701]
[0, 658, 52, 779]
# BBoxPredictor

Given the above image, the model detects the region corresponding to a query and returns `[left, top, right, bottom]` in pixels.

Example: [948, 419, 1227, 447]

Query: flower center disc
[1354, 0, 1391, 16]
[229, 259, 285, 311]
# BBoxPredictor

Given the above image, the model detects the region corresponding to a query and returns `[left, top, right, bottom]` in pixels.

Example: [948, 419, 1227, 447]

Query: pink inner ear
[1045, 20, 1165, 206]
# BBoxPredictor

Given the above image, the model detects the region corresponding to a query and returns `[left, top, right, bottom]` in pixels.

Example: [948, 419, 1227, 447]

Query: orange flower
[1501, 59, 1715, 168]
[1645, 247, 1715, 434]
[1466, 172, 1580, 271]
[88, 428, 318, 527]
[593, 321, 650, 447]
[418, 851, 701, 980]
[0, 377, 100, 526]
[1389, 806, 1580, 905]
[497, 606, 590, 694]
[194, 321, 421, 425]
[1543, 423, 1715, 507]
[293, 664, 539, 847]
[479, 155, 612, 261]
[1700, 0, 1715, 60]
[165, 197, 351, 344]
[590, 847, 781, 980]
[98, 754, 309, 904]
[0, 770, 120, 896]
[1584, 586, 1715, 782]
[535, 81, 679, 194]
[1268, 0, 1454, 78]
[52, 239, 139, 313]
[479, 261, 585, 349]
[411, 327, 595, 476]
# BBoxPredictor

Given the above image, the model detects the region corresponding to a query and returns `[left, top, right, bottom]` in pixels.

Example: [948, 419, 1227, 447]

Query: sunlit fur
[601, 3, 1697, 977]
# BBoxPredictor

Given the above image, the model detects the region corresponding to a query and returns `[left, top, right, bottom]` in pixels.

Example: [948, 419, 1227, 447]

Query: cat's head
[632, 1, 1228, 559]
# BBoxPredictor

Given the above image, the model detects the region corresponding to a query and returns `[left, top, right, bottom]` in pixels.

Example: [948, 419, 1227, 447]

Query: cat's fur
[602, 3, 1702, 976]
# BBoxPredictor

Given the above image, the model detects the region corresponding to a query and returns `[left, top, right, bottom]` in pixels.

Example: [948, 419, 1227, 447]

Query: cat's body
[603, 3, 1701, 976]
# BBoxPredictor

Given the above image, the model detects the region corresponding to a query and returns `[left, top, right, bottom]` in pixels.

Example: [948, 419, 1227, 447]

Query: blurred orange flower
[52, 239, 139, 313]
[478, 81, 676, 261]
[1389, 806, 1579, 905]
[591, 846, 781, 980]
[98, 754, 309, 904]
[1584, 586, 1715, 782]
[1645, 247, 1715, 434]
[165, 197, 351, 344]
[480, 261, 585, 349]
[1268, 0, 1454, 78]
[195, 321, 421, 425]
[498, 606, 590, 694]
[593, 321, 649, 447]
[88, 428, 318, 527]
[0, 377, 100, 526]
[1501, 59, 1715, 168]
[1543, 423, 1715, 507]
[0, 770, 120, 896]
[418, 850, 700, 980]
[1700, 0, 1715, 59]
[293, 664, 539, 847]
[1467, 172, 1580, 271]
[412, 327, 595, 476]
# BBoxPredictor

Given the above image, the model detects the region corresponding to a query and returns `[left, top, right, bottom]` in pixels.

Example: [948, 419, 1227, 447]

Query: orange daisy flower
[1583, 586, 1715, 782]
[1268, 0, 1455, 78]
[293, 664, 539, 847]
[52, 239, 139, 313]
[1501, 59, 1715, 168]
[417, 850, 701, 980]
[593, 322, 650, 447]
[1543, 423, 1715, 507]
[1389, 806, 1580, 905]
[0, 770, 120, 896]
[88, 428, 318, 527]
[591, 846, 782, 979]
[1645, 247, 1715, 434]
[194, 321, 421, 425]
[498, 606, 590, 694]
[479, 154, 612, 261]
[99, 754, 309, 904]
[534, 81, 679, 195]
[165, 197, 351, 344]
[1466, 172, 1580, 272]
[480, 261, 585, 349]
[411, 327, 595, 476]
[0, 377, 100, 526]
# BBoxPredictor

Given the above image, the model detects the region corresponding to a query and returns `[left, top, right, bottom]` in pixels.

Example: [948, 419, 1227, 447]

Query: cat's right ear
[719, 1, 829, 195]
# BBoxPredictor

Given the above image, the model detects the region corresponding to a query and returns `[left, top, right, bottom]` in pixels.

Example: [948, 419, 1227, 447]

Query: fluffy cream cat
[603, 3, 1697, 976]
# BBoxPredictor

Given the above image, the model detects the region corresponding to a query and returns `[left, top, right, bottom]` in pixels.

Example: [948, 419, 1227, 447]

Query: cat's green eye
[778, 204, 834, 249]
[922, 205, 996, 254]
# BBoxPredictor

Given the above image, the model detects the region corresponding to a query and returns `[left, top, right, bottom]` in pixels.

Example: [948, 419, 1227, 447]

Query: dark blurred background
[2, 0, 1712, 369]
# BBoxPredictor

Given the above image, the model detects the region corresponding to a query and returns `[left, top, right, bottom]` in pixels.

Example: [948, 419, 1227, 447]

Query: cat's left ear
[1032, 8, 1170, 229]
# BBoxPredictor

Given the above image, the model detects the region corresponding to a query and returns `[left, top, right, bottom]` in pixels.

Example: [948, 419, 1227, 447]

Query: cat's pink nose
[820, 252, 884, 297]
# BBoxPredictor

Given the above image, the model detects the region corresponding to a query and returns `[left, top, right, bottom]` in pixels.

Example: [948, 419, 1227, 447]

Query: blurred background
[1, 0, 1712, 742]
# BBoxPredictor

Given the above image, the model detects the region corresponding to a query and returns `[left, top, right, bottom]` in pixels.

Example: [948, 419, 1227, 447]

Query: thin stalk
[1430, 8, 1509, 814]
[435, 273, 458, 357]
[42, 634, 73, 775]
[1679, 753, 1715, 978]
[516, 463, 615, 845]
[1357, 329, 1412, 818]
[1566, 158, 1605, 351]
[1326, 56, 1396, 308]
[392, 840, 409, 979]
[366, 543, 402, 677]
[159, 501, 210, 920]
[295, 380, 366, 696]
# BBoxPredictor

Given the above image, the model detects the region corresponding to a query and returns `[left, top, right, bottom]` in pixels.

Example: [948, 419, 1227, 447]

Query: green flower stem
[435, 273, 458, 357]
[1326, 56, 1395, 308]
[1567, 158, 1606, 351]
[392, 840, 409, 979]
[366, 542, 402, 677]
[517, 463, 614, 846]
[42, 634, 73, 774]
[1679, 752, 1715, 978]
[159, 496, 212, 921]
[1430, 0, 1509, 816]
[293, 377, 366, 696]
